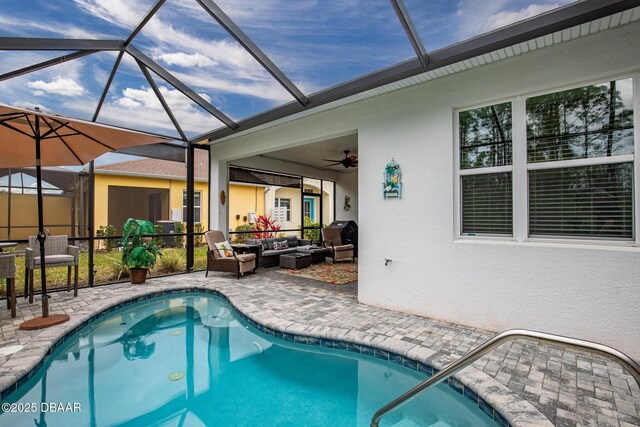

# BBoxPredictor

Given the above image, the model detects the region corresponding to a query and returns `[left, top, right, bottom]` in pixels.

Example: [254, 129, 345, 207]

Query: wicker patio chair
[204, 231, 256, 279]
[0, 253, 17, 318]
[25, 235, 79, 303]
[321, 227, 355, 263]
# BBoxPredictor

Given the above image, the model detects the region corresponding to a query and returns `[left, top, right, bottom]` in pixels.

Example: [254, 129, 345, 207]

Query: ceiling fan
[322, 150, 358, 168]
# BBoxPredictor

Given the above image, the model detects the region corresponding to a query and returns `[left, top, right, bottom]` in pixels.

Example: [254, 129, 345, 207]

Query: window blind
[461, 172, 513, 235]
[529, 163, 633, 239]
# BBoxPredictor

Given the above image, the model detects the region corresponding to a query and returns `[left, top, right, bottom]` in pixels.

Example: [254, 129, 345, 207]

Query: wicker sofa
[246, 236, 312, 268]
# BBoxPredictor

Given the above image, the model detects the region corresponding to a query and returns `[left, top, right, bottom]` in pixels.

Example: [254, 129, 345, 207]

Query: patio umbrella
[0, 104, 171, 328]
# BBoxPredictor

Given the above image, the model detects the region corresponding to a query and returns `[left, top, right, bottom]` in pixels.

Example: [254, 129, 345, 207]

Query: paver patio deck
[0, 270, 638, 426]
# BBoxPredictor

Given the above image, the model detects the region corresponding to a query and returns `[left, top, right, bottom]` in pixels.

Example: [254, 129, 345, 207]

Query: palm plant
[120, 218, 160, 283]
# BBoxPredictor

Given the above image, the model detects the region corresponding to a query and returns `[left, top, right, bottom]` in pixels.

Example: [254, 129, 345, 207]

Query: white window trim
[454, 71, 639, 246]
[454, 98, 515, 240]
[526, 154, 635, 170]
[183, 190, 202, 223]
[634, 72, 640, 245]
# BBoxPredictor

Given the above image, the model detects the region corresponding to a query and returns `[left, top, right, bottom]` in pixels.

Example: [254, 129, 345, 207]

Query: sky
[0, 0, 574, 145]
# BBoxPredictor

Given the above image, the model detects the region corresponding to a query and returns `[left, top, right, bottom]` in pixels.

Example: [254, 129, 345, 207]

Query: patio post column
[88, 161, 95, 287]
[34, 115, 48, 317]
[186, 143, 194, 270]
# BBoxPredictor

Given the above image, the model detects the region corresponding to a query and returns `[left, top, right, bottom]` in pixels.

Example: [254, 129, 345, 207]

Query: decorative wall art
[343, 195, 351, 211]
[383, 158, 402, 199]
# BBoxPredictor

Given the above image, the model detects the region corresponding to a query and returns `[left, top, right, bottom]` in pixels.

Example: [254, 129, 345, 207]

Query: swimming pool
[0, 293, 498, 426]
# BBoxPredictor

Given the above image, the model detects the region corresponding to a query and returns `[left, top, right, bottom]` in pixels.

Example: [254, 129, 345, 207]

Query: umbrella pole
[19, 114, 70, 331]
[34, 116, 49, 318]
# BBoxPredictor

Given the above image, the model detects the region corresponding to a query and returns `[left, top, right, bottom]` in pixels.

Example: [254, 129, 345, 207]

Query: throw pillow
[273, 240, 289, 250]
[214, 241, 234, 258]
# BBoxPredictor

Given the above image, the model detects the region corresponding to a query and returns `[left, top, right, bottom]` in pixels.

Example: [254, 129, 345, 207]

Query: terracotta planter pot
[130, 268, 148, 284]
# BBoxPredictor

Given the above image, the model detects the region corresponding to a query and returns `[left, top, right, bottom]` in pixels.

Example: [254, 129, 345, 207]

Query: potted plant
[120, 218, 160, 284]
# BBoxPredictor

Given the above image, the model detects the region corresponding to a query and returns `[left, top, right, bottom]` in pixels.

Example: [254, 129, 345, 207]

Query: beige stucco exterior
[94, 173, 209, 232]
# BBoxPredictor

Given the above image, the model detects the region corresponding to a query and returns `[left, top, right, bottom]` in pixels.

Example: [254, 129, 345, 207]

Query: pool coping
[0, 283, 552, 427]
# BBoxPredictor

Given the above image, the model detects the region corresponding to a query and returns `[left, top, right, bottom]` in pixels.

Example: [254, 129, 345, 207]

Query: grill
[328, 220, 358, 257]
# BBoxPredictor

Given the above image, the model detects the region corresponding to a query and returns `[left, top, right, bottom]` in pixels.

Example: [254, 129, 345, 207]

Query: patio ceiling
[255, 134, 359, 174]
[0, 0, 639, 148]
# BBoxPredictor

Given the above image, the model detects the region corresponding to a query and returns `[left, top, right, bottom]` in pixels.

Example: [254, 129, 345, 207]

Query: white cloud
[0, 14, 112, 39]
[172, 69, 293, 103]
[67, 0, 284, 100]
[73, 0, 148, 29]
[154, 52, 217, 68]
[83, 85, 223, 135]
[483, 4, 563, 32]
[454, 1, 572, 39]
[27, 76, 85, 97]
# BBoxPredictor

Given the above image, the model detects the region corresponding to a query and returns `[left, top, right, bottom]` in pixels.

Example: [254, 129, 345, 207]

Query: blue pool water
[0, 294, 497, 426]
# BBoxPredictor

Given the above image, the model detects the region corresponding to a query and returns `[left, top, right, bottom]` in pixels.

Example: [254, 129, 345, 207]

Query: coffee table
[296, 246, 328, 264]
[279, 253, 311, 269]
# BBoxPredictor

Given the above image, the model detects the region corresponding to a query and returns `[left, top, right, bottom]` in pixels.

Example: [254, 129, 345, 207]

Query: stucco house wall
[210, 22, 640, 359]
[94, 173, 209, 231]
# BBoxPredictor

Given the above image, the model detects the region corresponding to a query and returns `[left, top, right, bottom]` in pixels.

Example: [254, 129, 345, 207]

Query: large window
[458, 101, 513, 236]
[526, 78, 634, 240]
[183, 190, 202, 223]
[457, 76, 635, 242]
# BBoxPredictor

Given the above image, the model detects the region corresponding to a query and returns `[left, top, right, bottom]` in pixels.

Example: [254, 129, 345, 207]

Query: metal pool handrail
[371, 329, 640, 427]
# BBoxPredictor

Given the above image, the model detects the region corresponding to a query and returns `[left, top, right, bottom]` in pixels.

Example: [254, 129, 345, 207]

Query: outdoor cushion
[333, 244, 354, 251]
[214, 253, 255, 264]
[214, 241, 234, 258]
[265, 238, 276, 250]
[235, 253, 256, 262]
[285, 236, 298, 247]
[262, 248, 297, 256]
[273, 240, 289, 250]
[34, 254, 75, 266]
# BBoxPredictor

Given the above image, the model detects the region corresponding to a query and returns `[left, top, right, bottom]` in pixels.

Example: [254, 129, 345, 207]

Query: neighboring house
[94, 150, 209, 233]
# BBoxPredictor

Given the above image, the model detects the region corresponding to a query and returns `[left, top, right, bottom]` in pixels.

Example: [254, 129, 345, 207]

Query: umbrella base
[19, 314, 70, 330]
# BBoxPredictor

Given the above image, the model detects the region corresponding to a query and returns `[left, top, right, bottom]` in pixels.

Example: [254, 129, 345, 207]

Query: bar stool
[0, 253, 17, 318]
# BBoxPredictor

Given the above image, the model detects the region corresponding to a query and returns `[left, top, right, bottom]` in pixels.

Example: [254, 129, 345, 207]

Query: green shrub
[106, 256, 129, 281]
[194, 223, 204, 246]
[173, 222, 186, 248]
[233, 224, 252, 243]
[97, 224, 117, 251]
[299, 217, 324, 243]
[156, 249, 185, 273]
[153, 224, 163, 247]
